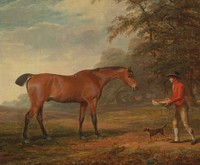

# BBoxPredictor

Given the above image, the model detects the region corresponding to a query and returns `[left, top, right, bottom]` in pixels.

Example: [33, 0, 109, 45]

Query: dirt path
[68, 132, 200, 151]
[56, 132, 200, 165]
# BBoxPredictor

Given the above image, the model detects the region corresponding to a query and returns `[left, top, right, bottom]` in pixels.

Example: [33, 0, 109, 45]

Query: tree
[95, 48, 134, 105]
[106, 0, 200, 104]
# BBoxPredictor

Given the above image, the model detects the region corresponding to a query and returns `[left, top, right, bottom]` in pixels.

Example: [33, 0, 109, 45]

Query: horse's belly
[49, 94, 85, 103]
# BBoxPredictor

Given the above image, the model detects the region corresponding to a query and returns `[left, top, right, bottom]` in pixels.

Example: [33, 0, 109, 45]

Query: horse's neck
[94, 69, 120, 86]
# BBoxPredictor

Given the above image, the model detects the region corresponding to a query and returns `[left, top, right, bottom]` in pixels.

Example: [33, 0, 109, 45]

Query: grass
[0, 105, 200, 164]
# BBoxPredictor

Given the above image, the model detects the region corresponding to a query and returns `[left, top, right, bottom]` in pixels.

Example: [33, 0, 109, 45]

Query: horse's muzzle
[132, 86, 138, 91]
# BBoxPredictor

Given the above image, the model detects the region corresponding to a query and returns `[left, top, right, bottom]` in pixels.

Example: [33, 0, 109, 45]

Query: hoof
[170, 140, 181, 143]
[96, 134, 103, 139]
[46, 136, 52, 141]
[24, 139, 29, 144]
[191, 139, 197, 145]
[80, 135, 87, 140]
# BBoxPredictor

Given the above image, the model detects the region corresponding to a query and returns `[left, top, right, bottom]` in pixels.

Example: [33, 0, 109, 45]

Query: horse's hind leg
[36, 107, 51, 140]
[23, 103, 43, 143]
[23, 112, 31, 143]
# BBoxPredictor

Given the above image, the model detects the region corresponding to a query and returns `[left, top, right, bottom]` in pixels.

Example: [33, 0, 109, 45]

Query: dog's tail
[162, 124, 167, 128]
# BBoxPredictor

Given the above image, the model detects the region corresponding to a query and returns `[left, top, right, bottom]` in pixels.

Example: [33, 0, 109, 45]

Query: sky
[0, 0, 130, 104]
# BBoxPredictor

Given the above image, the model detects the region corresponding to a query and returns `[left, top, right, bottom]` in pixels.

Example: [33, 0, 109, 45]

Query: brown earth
[0, 105, 200, 165]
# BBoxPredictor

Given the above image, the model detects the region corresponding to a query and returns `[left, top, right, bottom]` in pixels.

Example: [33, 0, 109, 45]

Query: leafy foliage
[107, 0, 200, 103]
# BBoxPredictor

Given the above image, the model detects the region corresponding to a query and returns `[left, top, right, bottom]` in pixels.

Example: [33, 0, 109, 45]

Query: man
[165, 71, 197, 145]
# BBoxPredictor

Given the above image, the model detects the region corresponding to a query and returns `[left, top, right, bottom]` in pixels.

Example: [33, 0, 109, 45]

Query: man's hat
[165, 71, 181, 79]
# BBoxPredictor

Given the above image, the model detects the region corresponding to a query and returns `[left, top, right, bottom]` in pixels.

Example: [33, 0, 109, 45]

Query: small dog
[143, 124, 167, 139]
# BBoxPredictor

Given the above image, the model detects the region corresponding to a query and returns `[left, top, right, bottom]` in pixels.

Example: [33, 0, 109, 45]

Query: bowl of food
[152, 98, 170, 106]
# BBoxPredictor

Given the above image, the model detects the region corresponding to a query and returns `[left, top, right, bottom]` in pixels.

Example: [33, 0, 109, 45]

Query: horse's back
[28, 72, 92, 90]
[27, 71, 101, 103]
[75, 70, 99, 81]
[28, 73, 55, 85]
[27, 73, 83, 102]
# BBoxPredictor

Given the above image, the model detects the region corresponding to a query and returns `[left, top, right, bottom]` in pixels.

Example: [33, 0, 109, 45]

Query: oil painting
[0, 0, 200, 164]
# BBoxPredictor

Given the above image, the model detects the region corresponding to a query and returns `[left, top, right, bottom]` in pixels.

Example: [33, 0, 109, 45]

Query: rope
[162, 106, 174, 123]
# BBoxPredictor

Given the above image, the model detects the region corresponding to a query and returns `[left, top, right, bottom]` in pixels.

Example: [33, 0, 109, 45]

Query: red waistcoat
[169, 80, 187, 106]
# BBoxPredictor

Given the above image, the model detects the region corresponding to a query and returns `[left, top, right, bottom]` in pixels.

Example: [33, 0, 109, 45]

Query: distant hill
[0, 105, 18, 111]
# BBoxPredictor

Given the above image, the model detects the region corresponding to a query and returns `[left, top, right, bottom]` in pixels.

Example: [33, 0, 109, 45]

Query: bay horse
[15, 67, 138, 143]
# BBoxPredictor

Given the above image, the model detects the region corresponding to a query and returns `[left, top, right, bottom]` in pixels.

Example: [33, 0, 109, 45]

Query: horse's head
[119, 67, 138, 91]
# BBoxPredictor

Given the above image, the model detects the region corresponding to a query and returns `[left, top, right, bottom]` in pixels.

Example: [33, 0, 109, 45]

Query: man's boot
[190, 130, 197, 145]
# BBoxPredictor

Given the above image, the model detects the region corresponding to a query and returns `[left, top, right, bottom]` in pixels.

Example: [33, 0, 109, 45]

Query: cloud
[0, 0, 90, 30]
[54, 0, 126, 26]
[0, 0, 131, 104]
[0, 0, 17, 7]
[0, 0, 127, 30]
[0, 22, 104, 63]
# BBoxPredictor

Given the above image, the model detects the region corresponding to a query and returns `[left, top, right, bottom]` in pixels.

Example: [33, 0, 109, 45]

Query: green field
[0, 105, 200, 165]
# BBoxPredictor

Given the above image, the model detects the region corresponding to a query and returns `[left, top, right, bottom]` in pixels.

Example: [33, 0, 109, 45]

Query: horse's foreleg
[88, 99, 101, 138]
[91, 113, 101, 138]
[36, 109, 51, 140]
[79, 102, 87, 139]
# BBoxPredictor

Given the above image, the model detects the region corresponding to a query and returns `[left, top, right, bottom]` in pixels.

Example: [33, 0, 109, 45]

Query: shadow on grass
[64, 128, 130, 141]
[101, 128, 129, 138]
[0, 127, 129, 148]
[45, 124, 130, 139]
[0, 133, 22, 144]
[181, 137, 200, 144]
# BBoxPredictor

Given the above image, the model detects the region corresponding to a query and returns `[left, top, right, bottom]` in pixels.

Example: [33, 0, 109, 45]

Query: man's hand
[165, 98, 172, 107]
[165, 102, 171, 107]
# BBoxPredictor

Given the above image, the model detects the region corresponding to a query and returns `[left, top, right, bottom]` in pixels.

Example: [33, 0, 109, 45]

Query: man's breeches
[172, 104, 193, 134]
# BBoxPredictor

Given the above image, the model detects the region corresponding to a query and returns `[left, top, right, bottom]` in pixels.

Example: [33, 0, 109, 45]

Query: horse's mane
[92, 66, 125, 71]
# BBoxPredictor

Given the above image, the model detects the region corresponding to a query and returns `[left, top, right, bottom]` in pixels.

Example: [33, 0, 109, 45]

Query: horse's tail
[15, 73, 33, 86]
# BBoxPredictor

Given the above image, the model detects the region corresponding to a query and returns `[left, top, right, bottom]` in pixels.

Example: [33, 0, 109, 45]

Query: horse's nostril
[134, 86, 138, 90]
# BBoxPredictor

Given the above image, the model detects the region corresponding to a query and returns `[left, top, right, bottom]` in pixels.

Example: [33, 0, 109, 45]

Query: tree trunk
[187, 85, 197, 106]
[186, 76, 197, 106]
